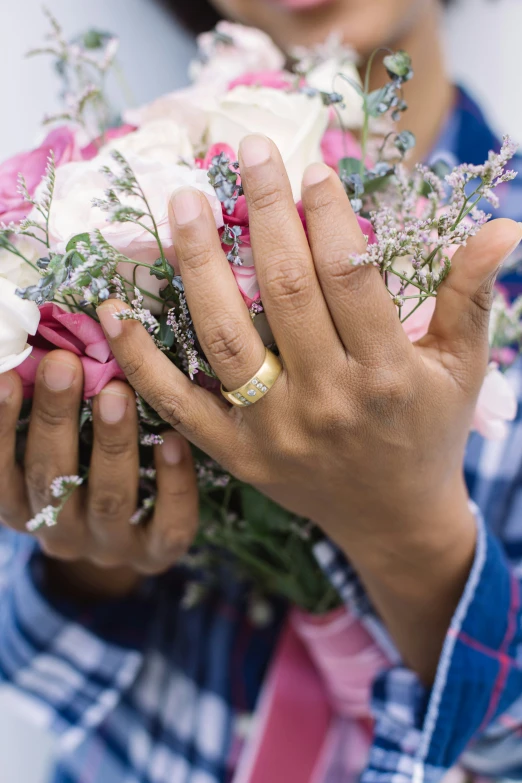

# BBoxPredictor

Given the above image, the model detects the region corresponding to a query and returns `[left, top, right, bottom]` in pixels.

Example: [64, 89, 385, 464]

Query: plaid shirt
[1, 87, 522, 783]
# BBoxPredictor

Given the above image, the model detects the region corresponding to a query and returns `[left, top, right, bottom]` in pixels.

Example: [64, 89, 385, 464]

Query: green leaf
[339, 157, 364, 177]
[363, 172, 394, 194]
[239, 485, 293, 531]
[66, 233, 90, 252]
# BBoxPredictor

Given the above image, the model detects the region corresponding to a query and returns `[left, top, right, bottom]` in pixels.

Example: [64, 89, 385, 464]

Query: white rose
[307, 58, 364, 129]
[208, 86, 329, 199]
[101, 119, 194, 164]
[0, 277, 40, 373]
[48, 155, 223, 257]
[0, 237, 42, 288]
[191, 22, 285, 87]
[46, 156, 223, 312]
[124, 86, 213, 148]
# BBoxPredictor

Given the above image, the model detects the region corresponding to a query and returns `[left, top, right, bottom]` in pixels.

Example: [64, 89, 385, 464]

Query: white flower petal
[0, 344, 33, 373]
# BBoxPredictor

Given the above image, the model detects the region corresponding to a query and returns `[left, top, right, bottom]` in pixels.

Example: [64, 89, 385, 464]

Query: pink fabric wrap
[235, 607, 473, 783]
[16, 304, 124, 399]
[233, 606, 389, 783]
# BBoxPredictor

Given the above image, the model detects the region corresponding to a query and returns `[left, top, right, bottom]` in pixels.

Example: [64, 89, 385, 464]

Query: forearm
[337, 474, 476, 684]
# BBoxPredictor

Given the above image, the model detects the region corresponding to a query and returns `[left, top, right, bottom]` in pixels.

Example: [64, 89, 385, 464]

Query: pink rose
[401, 296, 436, 343]
[16, 304, 124, 399]
[81, 124, 136, 161]
[200, 142, 238, 171]
[228, 70, 296, 91]
[192, 22, 285, 88]
[0, 127, 81, 226]
[321, 129, 364, 171]
[472, 366, 518, 440]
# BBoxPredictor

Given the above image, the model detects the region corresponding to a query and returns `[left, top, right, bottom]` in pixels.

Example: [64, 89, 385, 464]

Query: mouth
[261, 0, 336, 11]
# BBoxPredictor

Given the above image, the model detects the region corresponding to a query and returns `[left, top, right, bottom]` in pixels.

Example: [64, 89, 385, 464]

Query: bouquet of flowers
[1, 11, 520, 612]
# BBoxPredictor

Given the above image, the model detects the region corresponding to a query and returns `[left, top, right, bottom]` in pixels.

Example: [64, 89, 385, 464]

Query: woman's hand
[97, 134, 521, 679]
[0, 349, 198, 599]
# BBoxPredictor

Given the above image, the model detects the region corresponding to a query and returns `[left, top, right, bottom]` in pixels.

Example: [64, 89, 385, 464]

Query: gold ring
[221, 348, 282, 407]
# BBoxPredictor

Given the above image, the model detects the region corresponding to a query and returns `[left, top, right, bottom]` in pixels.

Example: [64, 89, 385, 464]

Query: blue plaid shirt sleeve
[315, 359, 522, 783]
[0, 530, 149, 753]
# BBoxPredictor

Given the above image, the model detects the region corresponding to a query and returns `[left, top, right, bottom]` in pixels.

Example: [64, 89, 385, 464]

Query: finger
[301, 162, 410, 365]
[25, 351, 84, 542]
[169, 187, 266, 391]
[0, 371, 30, 530]
[138, 432, 198, 573]
[96, 301, 240, 468]
[239, 135, 340, 373]
[88, 381, 140, 561]
[424, 219, 522, 382]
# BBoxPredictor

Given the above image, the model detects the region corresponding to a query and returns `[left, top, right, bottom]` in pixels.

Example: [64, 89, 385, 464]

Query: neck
[366, 3, 454, 163]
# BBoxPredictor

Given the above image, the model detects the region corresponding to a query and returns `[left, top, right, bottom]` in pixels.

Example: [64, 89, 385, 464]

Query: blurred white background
[0, 0, 521, 781]
[1, 0, 522, 159]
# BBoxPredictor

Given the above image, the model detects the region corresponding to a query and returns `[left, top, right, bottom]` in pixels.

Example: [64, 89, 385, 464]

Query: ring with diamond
[220, 349, 283, 408]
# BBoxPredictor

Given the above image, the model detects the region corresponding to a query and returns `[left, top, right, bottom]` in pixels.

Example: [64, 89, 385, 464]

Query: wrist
[333, 473, 476, 683]
[336, 472, 474, 574]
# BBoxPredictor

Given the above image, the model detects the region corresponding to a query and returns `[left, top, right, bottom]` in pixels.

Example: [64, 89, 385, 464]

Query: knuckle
[178, 239, 215, 273]
[203, 319, 249, 365]
[470, 284, 494, 316]
[118, 352, 147, 388]
[147, 526, 195, 567]
[310, 399, 353, 439]
[328, 251, 372, 292]
[95, 431, 134, 457]
[306, 188, 338, 219]
[152, 391, 186, 429]
[33, 403, 72, 429]
[26, 460, 52, 506]
[160, 527, 195, 561]
[363, 367, 414, 412]
[90, 491, 127, 522]
[264, 259, 313, 306]
[91, 552, 124, 569]
[248, 180, 284, 215]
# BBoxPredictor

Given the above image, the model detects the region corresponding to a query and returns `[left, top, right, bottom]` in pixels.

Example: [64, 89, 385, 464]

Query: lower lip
[264, 0, 335, 10]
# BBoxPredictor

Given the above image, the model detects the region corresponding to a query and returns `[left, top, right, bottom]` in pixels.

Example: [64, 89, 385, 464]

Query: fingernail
[43, 359, 77, 391]
[98, 390, 128, 424]
[240, 134, 271, 168]
[170, 188, 202, 226]
[97, 303, 122, 339]
[161, 432, 183, 465]
[302, 162, 331, 188]
[0, 374, 14, 403]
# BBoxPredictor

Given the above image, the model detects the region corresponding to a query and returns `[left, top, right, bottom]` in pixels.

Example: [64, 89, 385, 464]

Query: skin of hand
[96, 134, 522, 682]
[0, 350, 199, 600]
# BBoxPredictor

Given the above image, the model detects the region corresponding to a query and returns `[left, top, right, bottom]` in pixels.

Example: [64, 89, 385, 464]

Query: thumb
[425, 219, 522, 368]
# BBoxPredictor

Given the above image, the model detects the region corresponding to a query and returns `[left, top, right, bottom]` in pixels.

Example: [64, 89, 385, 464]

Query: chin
[214, 0, 426, 57]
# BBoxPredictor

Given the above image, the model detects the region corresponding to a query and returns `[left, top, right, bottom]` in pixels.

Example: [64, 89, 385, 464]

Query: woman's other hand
[0, 350, 198, 599]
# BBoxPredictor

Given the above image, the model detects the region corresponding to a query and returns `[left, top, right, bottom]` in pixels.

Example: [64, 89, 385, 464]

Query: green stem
[400, 296, 428, 324]
[390, 268, 433, 297]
